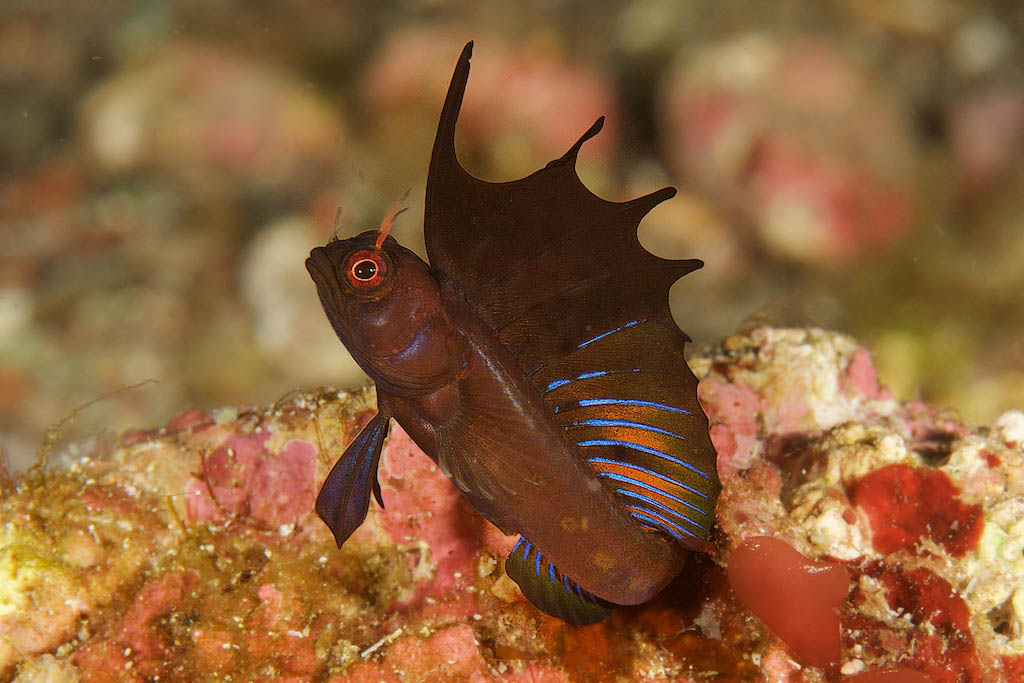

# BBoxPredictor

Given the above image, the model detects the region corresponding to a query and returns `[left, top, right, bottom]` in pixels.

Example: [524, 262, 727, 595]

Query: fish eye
[352, 259, 377, 281]
[343, 249, 389, 291]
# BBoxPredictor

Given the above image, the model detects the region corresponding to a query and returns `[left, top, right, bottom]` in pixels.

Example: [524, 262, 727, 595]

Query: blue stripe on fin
[546, 378, 571, 392]
[553, 398, 692, 416]
[578, 398, 691, 415]
[578, 370, 609, 380]
[504, 536, 613, 625]
[614, 488, 706, 533]
[578, 438, 711, 480]
[587, 457, 711, 500]
[577, 319, 645, 350]
[629, 508, 683, 540]
[593, 470, 708, 518]
[628, 507, 698, 540]
[568, 418, 686, 443]
[544, 368, 639, 394]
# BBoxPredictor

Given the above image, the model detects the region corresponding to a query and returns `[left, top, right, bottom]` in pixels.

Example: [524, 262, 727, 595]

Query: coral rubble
[2, 327, 1022, 681]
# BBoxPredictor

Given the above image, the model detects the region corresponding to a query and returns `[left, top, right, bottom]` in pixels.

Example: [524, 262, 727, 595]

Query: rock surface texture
[2, 327, 1022, 682]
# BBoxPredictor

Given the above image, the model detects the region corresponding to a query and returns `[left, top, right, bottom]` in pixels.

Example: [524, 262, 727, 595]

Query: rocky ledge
[3, 327, 1022, 682]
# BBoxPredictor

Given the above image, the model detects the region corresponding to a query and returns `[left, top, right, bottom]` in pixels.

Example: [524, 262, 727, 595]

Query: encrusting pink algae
[3, 326, 1023, 681]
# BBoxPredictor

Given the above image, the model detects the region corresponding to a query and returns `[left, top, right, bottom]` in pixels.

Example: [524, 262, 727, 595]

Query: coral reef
[2, 327, 1023, 681]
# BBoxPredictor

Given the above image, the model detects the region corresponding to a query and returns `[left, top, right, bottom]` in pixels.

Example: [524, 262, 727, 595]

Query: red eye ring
[343, 249, 388, 291]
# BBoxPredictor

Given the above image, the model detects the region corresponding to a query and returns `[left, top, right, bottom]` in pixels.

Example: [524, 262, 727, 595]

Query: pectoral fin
[505, 536, 612, 625]
[315, 411, 390, 548]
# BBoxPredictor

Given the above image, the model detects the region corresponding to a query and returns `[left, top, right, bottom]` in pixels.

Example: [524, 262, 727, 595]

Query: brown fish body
[390, 276, 685, 603]
[308, 233, 683, 603]
[307, 42, 719, 624]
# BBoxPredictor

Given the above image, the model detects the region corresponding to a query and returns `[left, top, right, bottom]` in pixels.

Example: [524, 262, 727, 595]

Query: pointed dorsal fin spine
[428, 41, 473, 181]
[547, 116, 606, 170]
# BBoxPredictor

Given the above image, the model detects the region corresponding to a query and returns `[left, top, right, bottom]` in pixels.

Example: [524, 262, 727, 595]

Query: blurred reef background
[2, 0, 1023, 471]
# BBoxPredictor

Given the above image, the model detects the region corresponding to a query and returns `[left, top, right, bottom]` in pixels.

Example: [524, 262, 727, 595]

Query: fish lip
[306, 246, 344, 316]
[305, 245, 331, 282]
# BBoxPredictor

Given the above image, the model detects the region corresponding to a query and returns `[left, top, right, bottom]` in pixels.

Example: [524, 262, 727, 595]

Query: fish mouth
[305, 246, 344, 318]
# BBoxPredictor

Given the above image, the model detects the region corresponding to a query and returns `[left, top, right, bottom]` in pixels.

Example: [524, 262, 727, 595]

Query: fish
[305, 41, 719, 624]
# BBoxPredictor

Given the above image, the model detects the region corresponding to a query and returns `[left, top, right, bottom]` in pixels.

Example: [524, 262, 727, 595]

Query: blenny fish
[306, 42, 719, 624]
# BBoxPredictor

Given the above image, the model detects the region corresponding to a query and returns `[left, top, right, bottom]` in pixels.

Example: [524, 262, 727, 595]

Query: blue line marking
[562, 572, 572, 596]
[593, 470, 708, 516]
[578, 370, 608, 380]
[587, 457, 710, 500]
[513, 537, 525, 553]
[614, 488, 705, 532]
[578, 439, 711, 480]
[630, 508, 698, 540]
[577, 319, 644, 350]
[627, 507, 684, 540]
[577, 398, 692, 415]
[568, 418, 687, 443]
[640, 508, 698, 539]
[534, 548, 542, 577]
[545, 369, 639, 394]
[548, 562, 557, 586]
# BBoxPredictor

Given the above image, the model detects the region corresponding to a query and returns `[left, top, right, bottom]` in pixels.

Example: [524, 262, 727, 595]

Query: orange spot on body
[592, 550, 616, 570]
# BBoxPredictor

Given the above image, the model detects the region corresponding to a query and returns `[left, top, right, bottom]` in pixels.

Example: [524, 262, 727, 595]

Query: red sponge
[727, 536, 850, 669]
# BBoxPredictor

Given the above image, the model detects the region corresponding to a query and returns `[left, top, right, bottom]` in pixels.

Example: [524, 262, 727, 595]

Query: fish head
[306, 230, 462, 395]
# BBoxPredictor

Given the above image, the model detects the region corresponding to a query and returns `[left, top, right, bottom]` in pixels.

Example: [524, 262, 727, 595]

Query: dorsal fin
[424, 42, 701, 378]
[423, 42, 718, 550]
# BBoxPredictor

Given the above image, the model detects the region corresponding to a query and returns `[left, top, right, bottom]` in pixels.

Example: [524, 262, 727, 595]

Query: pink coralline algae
[843, 348, 891, 401]
[184, 432, 318, 528]
[374, 427, 518, 606]
[2, 327, 1023, 681]
[700, 379, 762, 475]
[71, 572, 201, 681]
[344, 624, 494, 682]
